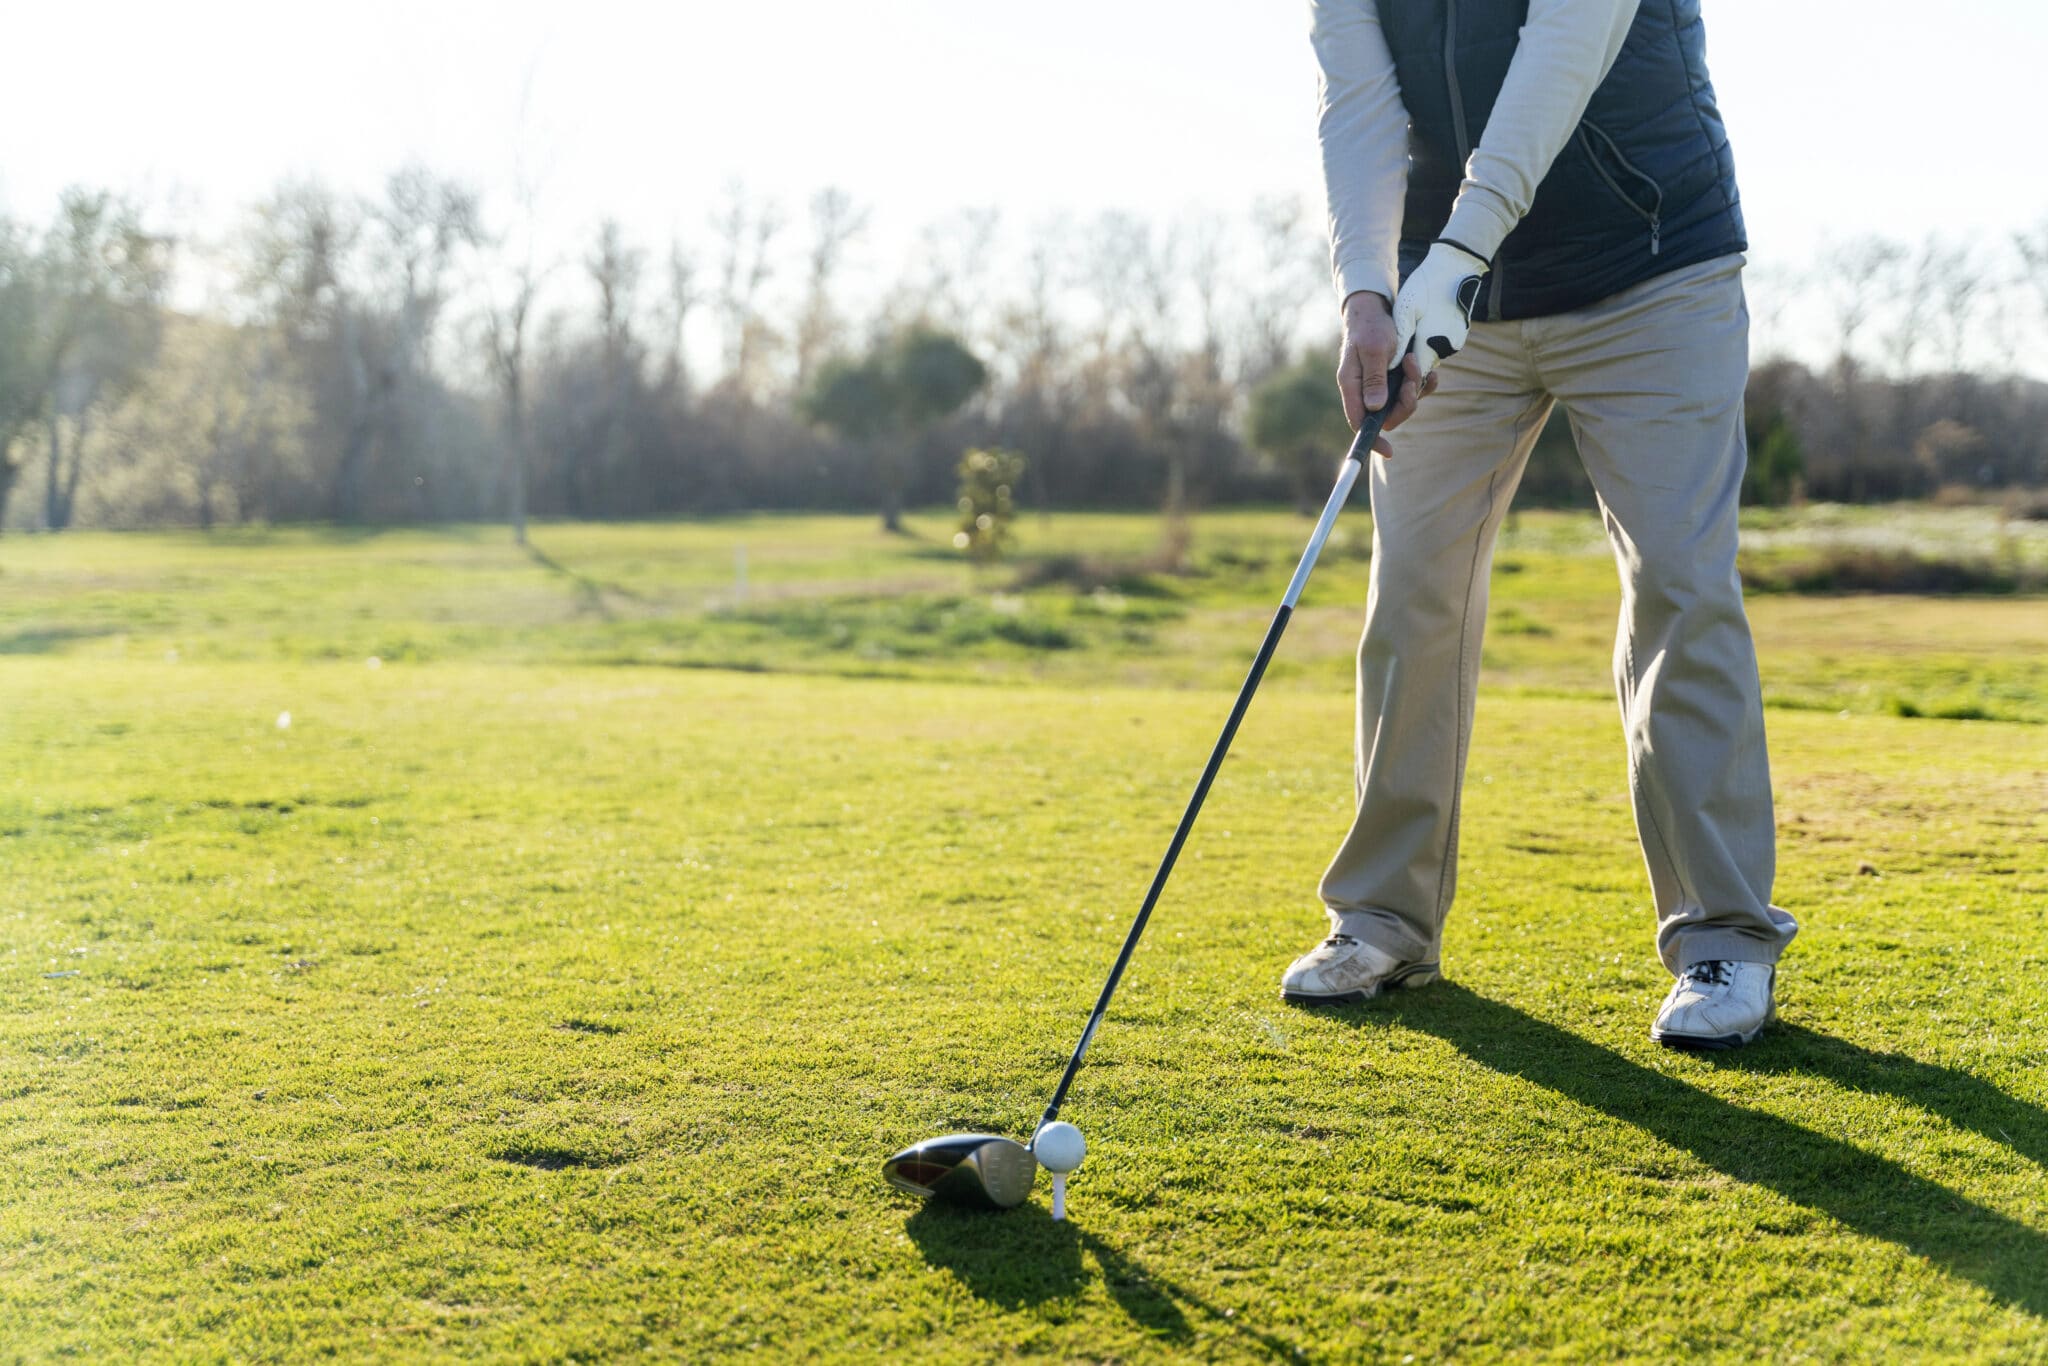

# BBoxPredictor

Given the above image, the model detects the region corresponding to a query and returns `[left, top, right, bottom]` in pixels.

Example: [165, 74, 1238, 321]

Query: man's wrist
[1343, 288, 1392, 319]
[1334, 256, 1397, 312]
[1433, 237, 1492, 269]
[1439, 190, 1517, 265]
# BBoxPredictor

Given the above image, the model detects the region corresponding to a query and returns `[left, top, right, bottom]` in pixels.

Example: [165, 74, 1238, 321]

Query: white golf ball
[1033, 1121, 1086, 1173]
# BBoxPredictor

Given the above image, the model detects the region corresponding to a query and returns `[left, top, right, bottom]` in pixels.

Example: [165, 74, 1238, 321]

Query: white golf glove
[1392, 240, 1487, 379]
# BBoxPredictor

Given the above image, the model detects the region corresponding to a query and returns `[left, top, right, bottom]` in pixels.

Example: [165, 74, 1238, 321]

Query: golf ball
[1033, 1121, 1086, 1173]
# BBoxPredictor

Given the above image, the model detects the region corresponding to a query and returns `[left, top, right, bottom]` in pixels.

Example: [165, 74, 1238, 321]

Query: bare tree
[186, 238, 304, 528]
[38, 189, 171, 530]
[1821, 236, 1905, 502]
[479, 170, 551, 544]
[348, 165, 480, 519]
[235, 180, 360, 522]
[992, 218, 1077, 512]
[910, 207, 1000, 341]
[1920, 238, 1984, 381]
[1089, 211, 1192, 533]
[1179, 212, 1239, 506]
[710, 182, 783, 399]
[2015, 217, 2048, 321]
[792, 187, 869, 393]
[1823, 236, 1905, 379]
[242, 171, 478, 523]
[1238, 194, 1323, 387]
[660, 235, 701, 400]
[1877, 237, 1945, 380]
[584, 218, 645, 509]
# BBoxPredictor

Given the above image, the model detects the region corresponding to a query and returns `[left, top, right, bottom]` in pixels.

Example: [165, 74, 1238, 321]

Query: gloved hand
[1391, 240, 1487, 379]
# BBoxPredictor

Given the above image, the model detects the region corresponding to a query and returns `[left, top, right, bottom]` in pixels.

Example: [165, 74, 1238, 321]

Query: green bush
[1744, 406, 1805, 506]
[953, 447, 1027, 562]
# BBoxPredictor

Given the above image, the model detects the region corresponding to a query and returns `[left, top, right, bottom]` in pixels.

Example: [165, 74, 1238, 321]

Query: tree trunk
[874, 434, 907, 533]
[45, 418, 62, 530]
[0, 447, 20, 535]
[57, 409, 88, 529]
[333, 318, 381, 523]
[196, 450, 217, 531]
[506, 378, 528, 547]
[333, 405, 372, 522]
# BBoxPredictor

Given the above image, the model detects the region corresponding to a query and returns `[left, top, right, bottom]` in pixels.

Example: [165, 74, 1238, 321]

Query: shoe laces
[1682, 960, 1732, 988]
[1321, 933, 1358, 950]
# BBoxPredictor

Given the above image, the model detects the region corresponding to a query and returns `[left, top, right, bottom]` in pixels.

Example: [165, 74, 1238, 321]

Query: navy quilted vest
[1378, 0, 1746, 320]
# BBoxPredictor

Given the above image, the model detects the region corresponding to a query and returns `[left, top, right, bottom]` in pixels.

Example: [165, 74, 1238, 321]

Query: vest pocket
[1578, 120, 1665, 255]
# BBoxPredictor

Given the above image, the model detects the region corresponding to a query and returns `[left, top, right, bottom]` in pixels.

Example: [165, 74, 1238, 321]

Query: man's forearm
[1311, 0, 1409, 308]
[1440, 0, 1638, 261]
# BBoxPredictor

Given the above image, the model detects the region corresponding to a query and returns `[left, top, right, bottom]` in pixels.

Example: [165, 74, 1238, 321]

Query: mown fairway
[3, 509, 2046, 1360]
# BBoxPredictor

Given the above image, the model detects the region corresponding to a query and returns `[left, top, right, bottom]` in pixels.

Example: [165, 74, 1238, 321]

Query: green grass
[3, 509, 2046, 1359]
[3, 504, 2043, 720]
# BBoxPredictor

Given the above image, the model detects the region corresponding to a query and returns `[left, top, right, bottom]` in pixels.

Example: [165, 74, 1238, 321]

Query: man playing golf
[1283, 0, 1796, 1048]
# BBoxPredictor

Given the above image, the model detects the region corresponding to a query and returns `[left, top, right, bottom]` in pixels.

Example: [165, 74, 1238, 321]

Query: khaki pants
[1318, 254, 1796, 975]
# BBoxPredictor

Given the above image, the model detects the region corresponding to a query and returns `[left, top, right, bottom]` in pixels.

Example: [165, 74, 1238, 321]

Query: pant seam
[1433, 467, 1503, 922]
[1623, 629, 1699, 914]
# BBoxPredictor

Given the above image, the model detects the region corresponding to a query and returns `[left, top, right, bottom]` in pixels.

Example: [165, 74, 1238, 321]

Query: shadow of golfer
[1346, 983, 2048, 1318]
[904, 1205, 1306, 1360]
[1716, 1022, 2048, 1172]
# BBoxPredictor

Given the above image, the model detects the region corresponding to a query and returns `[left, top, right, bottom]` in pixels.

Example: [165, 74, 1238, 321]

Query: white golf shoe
[1651, 960, 1776, 1050]
[1280, 932, 1440, 1005]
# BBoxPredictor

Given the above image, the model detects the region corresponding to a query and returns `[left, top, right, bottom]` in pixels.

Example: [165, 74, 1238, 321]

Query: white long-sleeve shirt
[1310, 0, 1640, 307]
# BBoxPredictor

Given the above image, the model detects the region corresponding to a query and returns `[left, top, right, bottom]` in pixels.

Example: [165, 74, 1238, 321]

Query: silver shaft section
[1036, 415, 1388, 1131]
[1282, 456, 1365, 608]
[1032, 368, 1400, 1138]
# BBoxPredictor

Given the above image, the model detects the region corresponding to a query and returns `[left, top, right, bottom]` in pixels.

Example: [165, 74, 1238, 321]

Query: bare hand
[1337, 290, 1438, 457]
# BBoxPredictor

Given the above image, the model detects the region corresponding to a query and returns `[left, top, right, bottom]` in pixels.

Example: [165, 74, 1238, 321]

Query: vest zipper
[1440, 0, 1503, 320]
[1442, 1, 1472, 160]
[1579, 121, 1665, 256]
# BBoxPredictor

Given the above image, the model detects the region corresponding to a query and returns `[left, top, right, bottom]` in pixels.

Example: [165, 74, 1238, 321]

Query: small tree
[1248, 352, 1354, 512]
[798, 324, 986, 531]
[953, 447, 1027, 561]
[1743, 405, 1805, 506]
[797, 355, 896, 517]
[884, 326, 985, 530]
[0, 219, 48, 529]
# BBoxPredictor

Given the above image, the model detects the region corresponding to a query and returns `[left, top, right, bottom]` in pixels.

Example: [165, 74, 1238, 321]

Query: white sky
[3, 0, 2044, 372]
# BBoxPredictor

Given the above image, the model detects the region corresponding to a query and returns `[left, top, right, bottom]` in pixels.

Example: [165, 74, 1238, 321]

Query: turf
[3, 511, 2046, 1360]
[3, 505, 2043, 721]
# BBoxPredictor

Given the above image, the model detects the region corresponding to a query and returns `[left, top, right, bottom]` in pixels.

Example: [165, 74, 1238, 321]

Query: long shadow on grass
[906, 1206, 1304, 1360]
[527, 542, 640, 619]
[1353, 984, 2048, 1319]
[1716, 1023, 2048, 1173]
[0, 625, 122, 655]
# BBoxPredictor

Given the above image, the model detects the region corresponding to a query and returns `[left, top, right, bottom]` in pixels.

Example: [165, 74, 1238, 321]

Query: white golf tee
[1051, 1172, 1067, 1221]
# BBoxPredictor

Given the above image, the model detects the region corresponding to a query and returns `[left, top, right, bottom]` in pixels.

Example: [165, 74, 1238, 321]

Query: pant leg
[1317, 321, 1552, 963]
[1532, 255, 1795, 973]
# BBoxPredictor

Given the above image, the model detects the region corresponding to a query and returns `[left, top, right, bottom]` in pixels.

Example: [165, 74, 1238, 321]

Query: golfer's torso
[1378, 0, 1746, 321]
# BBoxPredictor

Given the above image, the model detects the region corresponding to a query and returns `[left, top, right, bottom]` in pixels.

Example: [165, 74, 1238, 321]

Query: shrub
[1739, 546, 2040, 595]
[952, 447, 1027, 562]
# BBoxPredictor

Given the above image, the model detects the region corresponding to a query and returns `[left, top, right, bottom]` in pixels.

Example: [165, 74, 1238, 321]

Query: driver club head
[882, 1133, 1038, 1210]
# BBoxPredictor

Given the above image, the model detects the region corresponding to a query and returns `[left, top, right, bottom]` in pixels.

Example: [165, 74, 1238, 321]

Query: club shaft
[1037, 385, 1396, 1129]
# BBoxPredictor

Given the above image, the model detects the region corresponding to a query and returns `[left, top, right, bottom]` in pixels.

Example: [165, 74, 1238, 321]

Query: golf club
[883, 367, 1408, 1210]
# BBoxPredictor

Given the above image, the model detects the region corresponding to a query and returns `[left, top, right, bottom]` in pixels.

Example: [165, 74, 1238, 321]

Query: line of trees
[3, 172, 2045, 535]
